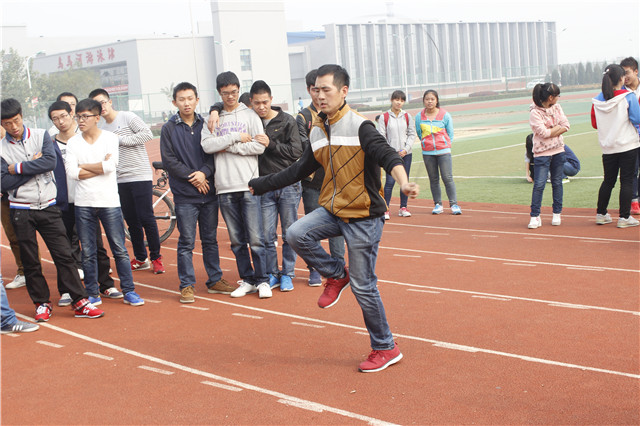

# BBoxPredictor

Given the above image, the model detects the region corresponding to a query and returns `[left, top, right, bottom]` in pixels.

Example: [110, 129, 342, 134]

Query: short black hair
[316, 64, 350, 89]
[56, 92, 78, 103]
[238, 92, 251, 107]
[173, 82, 198, 100]
[88, 88, 110, 99]
[216, 71, 240, 92]
[75, 98, 102, 115]
[250, 80, 272, 98]
[305, 69, 318, 89]
[1, 98, 22, 120]
[48, 101, 72, 119]
[391, 90, 406, 101]
[620, 57, 638, 71]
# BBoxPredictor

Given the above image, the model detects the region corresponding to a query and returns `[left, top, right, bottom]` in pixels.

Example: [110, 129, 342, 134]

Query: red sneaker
[73, 299, 105, 319]
[152, 256, 165, 274]
[131, 258, 151, 271]
[317, 267, 350, 309]
[631, 201, 640, 215]
[35, 303, 52, 322]
[358, 342, 403, 373]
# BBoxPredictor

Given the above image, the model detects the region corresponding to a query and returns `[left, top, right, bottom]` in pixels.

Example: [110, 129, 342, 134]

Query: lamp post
[25, 51, 45, 127]
[214, 40, 235, 73]
[392, 33, 412, 98]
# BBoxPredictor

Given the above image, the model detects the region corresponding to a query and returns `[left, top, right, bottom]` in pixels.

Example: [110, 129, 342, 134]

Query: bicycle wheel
[123, 189, 176, 245]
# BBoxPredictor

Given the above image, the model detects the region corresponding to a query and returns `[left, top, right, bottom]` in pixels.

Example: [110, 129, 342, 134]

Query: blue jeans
[1, 276, 17, 328]
[423, 154, 457, 205]
[218, 191, 268, 285]
[530, 152, 565, 217]
[118, 180, 161, 262]
[287, 207, 394, 350]
[384, 153, 412, 209]
[175, 200, 222, 290]
[301, 186, 345, 263]
[261, 182, 301, 277]
[75, 206, 135, 296]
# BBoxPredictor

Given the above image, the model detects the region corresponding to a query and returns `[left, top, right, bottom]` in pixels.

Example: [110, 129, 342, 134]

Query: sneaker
[432, 204, 443, 215]
[562, 177, 570, 184]
[1, 320, 39, 334]
[152, 256, 165, 274]
[451, 204, 462, 215]
[77, 268, 84, 280]
[595, 213, 612, 225]
[57, 293, 72, 307]
[230, 281, 257, 298]
[318, 267, 350, 309]
[123, 291, 145, 306]
[398, 207, 412, 217]
[358, 342, 403, 373]
[5, 274, 26, 289]
[551, 213, 561, 226]
[207, 278, 237, 294]
[617, 216, 640, 228]
[73, 299, 105, 319]
[280, 275, 294, 292]
[180, 286, 195, 304]
[384, 211, 390, 220]
[34, 303, 52, 322]
[631, 201, 640, 215]
[88, 296, 102, 306]
[131, 258, 151, 271]
[308, 268, 322, 287]
[269, 274, 280, 289]
[528, 216, 542, 229]
[257, 282, 272, 299]
[101, 287, 124, 299]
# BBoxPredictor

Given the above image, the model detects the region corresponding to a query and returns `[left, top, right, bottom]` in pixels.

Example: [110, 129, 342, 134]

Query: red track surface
[2, 198, 638, 425]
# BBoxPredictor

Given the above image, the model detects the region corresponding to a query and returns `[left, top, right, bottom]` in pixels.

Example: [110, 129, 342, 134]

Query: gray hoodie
[201, 103, 265, 194]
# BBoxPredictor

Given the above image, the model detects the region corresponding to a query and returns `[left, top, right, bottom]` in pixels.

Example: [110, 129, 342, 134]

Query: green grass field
[394, 91, 616, 210]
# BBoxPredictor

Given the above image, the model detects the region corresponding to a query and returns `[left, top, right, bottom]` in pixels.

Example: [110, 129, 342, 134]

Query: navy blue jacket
[160, 113, 215, 204]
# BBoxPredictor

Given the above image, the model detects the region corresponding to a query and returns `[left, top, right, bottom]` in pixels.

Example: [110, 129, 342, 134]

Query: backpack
[383, 111, 410, 129]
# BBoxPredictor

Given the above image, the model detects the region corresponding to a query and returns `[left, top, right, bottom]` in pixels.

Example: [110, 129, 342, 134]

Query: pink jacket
[529, 103, 570, 156]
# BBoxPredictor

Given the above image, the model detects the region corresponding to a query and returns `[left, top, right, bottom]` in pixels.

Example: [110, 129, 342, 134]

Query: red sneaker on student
[358, 342, 403, 373]
[152, 256, 165, 274]
[73, 299, 105, 319]
[631, 201, 640, 215]
[317, 267, 350, 309]
[35, 303, 52, 322]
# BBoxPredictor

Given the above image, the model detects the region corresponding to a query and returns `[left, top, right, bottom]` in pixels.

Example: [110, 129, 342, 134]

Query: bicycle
[124, 161, 177, 244]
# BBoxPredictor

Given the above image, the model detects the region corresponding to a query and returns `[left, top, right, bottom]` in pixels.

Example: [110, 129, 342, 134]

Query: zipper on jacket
[323, 117, 337, 213]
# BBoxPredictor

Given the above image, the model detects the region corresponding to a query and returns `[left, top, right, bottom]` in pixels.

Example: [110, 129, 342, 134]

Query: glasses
[74, 114, 99, 122]
[51, 113, 71, 123]
[97, 100, 109, 105]
[220, 90, 239, 98]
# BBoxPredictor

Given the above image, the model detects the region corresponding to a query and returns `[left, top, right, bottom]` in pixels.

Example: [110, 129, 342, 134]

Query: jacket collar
[6, 126, 29, 144]
[317, 101, 349, 126]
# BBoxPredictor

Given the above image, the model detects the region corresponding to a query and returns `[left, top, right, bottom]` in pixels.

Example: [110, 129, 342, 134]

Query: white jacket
[592, 91, 640, 154]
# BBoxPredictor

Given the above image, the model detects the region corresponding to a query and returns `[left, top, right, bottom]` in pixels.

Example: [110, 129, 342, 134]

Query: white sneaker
[5, 274, 26, 289]
[77, 268, 84, 280]
[398, 207, 412, 217]
[383, 211, 390, 220]
[528, 216, 542, 229]
[595, 213, 612, 225]
[551, 213, 561, 226]
[230, 281, 257, 298]
[58, 293, 72, 307]
[257, 282, 272, 299]
[617, 216, 640, 228]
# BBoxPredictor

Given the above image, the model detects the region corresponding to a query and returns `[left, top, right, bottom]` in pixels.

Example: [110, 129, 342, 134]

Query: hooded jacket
[591, 89, 640, 154]
[377, 109, 416, 153]
[529, 103, 570, 156]
[415, 108, 453, 155]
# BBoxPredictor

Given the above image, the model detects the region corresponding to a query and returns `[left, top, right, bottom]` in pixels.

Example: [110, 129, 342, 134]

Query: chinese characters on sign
[57, 47, 117, 70]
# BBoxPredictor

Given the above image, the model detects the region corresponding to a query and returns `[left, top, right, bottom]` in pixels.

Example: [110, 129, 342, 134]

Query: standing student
[65, 99, 145, 306]
[416, 90, 461, 215]
[377, 90, 416, 219]
[620, 57, 640, 215]
[591, 64, 640, 228]
[160, 82, 234, 304]
[89, 89, 164, 274]
[201, 71, 271, 299]
[527, 83, 570, 229]
[250, 64, 420, 373]
[1, 268, 40, 333]
[48, 92, 78, 138]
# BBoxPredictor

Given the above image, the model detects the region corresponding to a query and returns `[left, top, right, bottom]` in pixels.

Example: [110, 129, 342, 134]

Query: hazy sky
[2, 0, 638, 64]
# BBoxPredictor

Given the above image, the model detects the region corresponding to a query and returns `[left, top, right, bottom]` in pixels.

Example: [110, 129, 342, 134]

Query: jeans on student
[287, 207, 394, 350]
[118, 180, 161, 262]
[75, 206, 135, 296]
[384, 153, 412, 209]
[261, 182, 301, 277]
[597, 148, 638, 218]
[1, 276, 18, 328]
[175, 200, 222, 290]
[563, 162, 580, 177]
[301, 186, 345, 263]
[530, 152, 565, 217]
[423, 153, 457, 205]
[218, 191, 268, 285]
[632, 149, 639, 201]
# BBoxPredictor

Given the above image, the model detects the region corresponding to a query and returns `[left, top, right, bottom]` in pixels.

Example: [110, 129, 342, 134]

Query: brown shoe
[180, 286, 195, 303]
[207, 278, 237, 294]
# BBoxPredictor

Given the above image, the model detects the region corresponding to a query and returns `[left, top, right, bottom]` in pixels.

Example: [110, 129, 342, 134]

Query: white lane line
[201, 381, 243, 392]
[232, 313, 263, 319]
[472, 234, 498, 238]
[144, 299, 162, 304]
[580, 240, 611, 244]
[84, 352, 114, 361]
[566, 267, 605, 272]
[548, 303, 591, 310]
[18, 319, 397, 426]
[291, 322, 325, 329]
[138, 365, 175, 375]
[433, 342, 480, 353]
[446, 258, 475, 262]
[393, 254, 421, 258]
[407, 289, 441, 294]
[503, 263, 536, 267]
[181, 305, 210, 311]
[472, 295, 511, 301]
[278, 399, 324, 413]
[37, 340, 63, 348]
[424, 232, 450, 236]
[3, 333, 20, 338]
[524, 237, 552, 241]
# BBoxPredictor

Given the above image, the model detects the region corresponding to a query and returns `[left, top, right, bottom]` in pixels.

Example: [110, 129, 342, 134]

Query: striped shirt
[99, 111, 153, 183]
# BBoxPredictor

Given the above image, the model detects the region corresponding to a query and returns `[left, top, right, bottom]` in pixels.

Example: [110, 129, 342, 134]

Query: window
[240, 49, 252, 71]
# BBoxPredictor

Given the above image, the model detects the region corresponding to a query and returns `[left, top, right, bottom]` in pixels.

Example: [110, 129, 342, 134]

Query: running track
[2, 199, 638, 425]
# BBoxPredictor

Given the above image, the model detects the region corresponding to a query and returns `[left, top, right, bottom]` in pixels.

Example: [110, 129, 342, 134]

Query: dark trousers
[60, 203, 114, 293]
[118, 180, 161, 262]
[10, 206, 87, 305]
[597, 148, 639, 218]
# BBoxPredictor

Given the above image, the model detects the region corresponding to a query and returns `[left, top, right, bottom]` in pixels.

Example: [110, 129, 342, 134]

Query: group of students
[526, 57, 640, 229]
